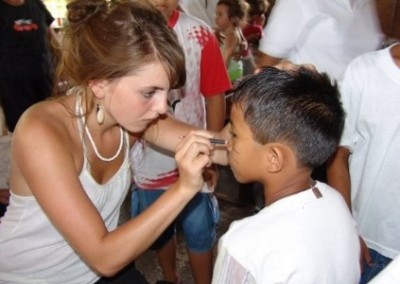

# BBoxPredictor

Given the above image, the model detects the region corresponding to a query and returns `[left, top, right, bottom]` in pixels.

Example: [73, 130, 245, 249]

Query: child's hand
[274, 59, 316, 71]
[175, 131, 214, 194]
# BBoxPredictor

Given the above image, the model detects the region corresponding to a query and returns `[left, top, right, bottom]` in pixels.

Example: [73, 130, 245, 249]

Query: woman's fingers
[175, 131, 215, 192]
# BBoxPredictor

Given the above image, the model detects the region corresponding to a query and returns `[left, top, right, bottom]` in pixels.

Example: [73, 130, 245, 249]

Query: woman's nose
[156, 95, 169, 115]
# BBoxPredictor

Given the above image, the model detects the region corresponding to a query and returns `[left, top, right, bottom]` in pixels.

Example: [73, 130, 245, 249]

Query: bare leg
[188, 249, 213, 284]
[156, 236, 179, 283]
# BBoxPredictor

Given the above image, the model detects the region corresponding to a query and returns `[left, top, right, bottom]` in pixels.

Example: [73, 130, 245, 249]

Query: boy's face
[227, 104, 265, 183]
[148, 0, 178, 20]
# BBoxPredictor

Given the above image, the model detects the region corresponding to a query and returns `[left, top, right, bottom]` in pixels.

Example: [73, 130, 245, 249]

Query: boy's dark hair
[231, 67, 344, 168]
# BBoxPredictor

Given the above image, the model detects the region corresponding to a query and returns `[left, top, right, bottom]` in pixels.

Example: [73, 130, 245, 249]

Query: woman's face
[102, 62, 170, 133]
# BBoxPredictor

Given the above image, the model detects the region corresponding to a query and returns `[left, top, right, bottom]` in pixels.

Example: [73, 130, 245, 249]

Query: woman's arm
[142, 114, 229, 165]
[12, 108, 217, 277]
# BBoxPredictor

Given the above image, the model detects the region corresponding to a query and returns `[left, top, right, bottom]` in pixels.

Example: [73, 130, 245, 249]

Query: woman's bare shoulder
[13, 98, 78, 153]
[10, 97, 80, 196]
[18, 98, 73, 132]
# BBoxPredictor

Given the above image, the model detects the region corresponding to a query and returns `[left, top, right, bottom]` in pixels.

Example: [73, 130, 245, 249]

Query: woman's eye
[143, 90, 156, 98]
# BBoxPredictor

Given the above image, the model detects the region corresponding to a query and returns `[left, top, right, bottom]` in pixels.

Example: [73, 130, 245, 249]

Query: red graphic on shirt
[13, 19, 39, 32]
[187, 26, 212, 47]
[138, 169, 179, 189]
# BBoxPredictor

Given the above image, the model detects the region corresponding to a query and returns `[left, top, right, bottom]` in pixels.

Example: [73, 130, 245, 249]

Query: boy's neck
[264, 174, 314, 206]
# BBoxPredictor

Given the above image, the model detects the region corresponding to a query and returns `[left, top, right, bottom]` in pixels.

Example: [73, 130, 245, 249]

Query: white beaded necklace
[78, 96, 124, 162]
[84, 124, 124, 162]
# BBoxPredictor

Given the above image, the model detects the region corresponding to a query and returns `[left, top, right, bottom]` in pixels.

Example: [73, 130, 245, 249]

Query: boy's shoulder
[219, 182, 358, 261]
[223, 182, 351, 240]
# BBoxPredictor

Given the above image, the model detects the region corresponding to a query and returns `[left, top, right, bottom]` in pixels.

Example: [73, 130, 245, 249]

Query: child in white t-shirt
[213, 67, 360, 283]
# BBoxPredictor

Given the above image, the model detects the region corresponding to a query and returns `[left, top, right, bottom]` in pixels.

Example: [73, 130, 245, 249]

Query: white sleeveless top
[0, 98, 131, 283]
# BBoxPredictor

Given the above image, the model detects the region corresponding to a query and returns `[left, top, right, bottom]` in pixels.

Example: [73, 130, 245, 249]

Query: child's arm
[222, 31, 240, 67]
[326, 147, 352, 210]
[327, 146, 373, 269]
[257, 52, 282, 68]
[0, 189, 9, 206]
[205, 94, 226, 131]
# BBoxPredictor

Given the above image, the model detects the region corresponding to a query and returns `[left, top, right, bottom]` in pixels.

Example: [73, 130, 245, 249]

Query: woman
[0, 0, 227, 282]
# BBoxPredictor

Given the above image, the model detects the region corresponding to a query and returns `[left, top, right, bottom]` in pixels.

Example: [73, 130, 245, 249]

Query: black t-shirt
[0, 0, 54, 78]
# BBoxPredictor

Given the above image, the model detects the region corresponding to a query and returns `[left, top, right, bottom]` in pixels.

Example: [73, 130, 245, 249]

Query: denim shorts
[359, 248, 393, 284]
[131, 188, 218, 253]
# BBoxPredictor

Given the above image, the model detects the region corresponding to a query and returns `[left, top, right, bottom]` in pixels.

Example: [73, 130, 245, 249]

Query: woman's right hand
[174, 131, 214, 194]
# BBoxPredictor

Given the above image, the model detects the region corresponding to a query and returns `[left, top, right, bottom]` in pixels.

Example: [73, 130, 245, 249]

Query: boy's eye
[229, 130, 236, 138]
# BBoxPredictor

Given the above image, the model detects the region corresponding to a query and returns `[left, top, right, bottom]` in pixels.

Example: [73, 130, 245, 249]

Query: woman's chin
[126, 123, 150, 134]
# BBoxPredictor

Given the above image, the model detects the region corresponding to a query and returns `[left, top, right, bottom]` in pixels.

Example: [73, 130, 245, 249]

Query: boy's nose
[226, 139, 232, 152]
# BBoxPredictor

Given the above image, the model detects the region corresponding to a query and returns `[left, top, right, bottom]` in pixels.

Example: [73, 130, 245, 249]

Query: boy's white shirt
[212, 182, 360, 283]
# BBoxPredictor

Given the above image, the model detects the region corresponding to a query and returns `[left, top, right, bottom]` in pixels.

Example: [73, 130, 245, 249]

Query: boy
[212, 67, 360, 283]
[131, 0, 231, 283]
[327, 43, 400, 283]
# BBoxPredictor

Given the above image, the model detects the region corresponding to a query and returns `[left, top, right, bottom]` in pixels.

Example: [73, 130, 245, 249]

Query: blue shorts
[359, 248, 393, 284]
[131, 188, 219, 253]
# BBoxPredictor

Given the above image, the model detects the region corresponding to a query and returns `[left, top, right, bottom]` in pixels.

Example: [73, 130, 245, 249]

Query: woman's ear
[88, 80, 106, 99]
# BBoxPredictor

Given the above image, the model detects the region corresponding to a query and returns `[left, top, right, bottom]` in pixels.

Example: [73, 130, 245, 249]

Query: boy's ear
[265, 144, 284, 173]
[88, 80, 107, 99]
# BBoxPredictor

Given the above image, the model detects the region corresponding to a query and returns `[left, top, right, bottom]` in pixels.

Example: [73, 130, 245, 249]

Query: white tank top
[0, 97, 131, 283]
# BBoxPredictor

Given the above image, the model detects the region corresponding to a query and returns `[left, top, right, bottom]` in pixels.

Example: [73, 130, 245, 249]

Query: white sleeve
[258, 0, 307, 58]
[212, 244, 256, 284]
[338, 57, 366, 152]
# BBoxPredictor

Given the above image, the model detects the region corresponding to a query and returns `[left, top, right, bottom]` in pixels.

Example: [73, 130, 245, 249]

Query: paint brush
[209, 138, 226, 145]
